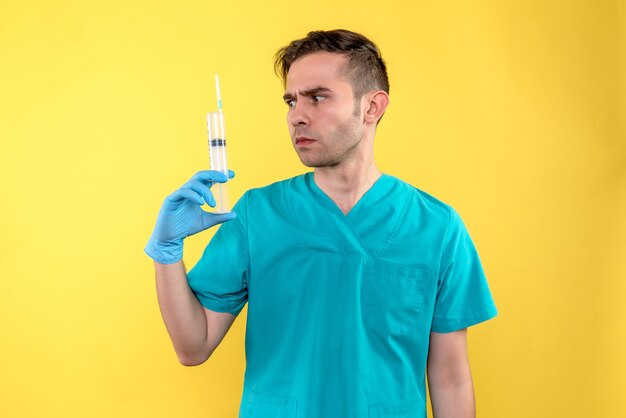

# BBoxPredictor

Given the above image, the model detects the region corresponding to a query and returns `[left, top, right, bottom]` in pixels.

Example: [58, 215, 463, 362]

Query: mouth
[295, 136, 316, 146]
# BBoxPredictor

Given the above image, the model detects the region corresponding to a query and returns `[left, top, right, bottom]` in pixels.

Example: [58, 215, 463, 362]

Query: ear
[363, 91, 389, 124]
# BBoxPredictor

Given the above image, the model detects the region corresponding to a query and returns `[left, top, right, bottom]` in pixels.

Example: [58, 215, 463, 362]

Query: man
[146, 29, 497, 418]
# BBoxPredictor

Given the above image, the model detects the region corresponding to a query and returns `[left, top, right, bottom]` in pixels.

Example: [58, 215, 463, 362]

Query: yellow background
[1, 0, 624, 417]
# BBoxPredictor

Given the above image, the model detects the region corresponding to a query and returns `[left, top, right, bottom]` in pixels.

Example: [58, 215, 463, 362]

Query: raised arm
[146, 170, 237, 366]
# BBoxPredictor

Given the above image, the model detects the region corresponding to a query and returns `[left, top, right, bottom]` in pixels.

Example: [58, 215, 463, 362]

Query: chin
[299, 159, 338, 169]
[296, 153, 315, 168]
[296, 151, 341, 168]
[299, 159, 318, 168]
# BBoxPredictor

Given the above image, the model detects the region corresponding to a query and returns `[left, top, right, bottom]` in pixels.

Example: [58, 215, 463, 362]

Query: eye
[313, 95, 325, 103]
[285, 99, 296, 108]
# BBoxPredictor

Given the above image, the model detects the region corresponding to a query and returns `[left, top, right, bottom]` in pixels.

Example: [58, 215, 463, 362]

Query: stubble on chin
[295, 138, 360, 168]
[296, 151, 334, 168]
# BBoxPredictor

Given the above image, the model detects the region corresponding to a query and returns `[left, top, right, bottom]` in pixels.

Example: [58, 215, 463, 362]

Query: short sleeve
[187, 193, 250, 316]
[431, 207, 497, 333]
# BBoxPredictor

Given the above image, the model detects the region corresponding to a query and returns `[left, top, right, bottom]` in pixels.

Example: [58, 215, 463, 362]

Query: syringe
[207, 74, 230, 213]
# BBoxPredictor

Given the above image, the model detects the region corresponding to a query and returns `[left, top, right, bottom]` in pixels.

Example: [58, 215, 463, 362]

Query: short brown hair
[274, 29, 389, 99]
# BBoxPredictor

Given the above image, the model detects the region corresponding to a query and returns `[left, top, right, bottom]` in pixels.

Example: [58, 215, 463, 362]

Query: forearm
[428, 377, 475, 418]
[155, 260, 209, 365]
[427, 329, 475, 418]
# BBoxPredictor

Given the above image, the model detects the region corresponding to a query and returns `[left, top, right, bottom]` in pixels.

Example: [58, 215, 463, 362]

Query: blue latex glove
[145, 170, 236, 264]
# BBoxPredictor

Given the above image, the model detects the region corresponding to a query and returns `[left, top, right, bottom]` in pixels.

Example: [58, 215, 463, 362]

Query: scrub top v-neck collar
[304, 171, 390, 217]
[303, 172, 411, 259]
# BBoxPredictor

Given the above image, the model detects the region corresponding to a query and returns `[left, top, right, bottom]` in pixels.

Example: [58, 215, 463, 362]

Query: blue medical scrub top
[187, 173, 497, 418]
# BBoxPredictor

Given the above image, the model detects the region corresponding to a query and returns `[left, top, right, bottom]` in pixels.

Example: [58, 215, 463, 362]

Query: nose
[288, 101, 310, 127]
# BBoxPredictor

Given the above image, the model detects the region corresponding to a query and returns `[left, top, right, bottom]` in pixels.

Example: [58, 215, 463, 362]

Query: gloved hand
[144, 170, 236, 264]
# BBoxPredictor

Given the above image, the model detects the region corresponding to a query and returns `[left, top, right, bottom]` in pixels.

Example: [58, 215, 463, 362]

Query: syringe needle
[215, 74, 222, 111]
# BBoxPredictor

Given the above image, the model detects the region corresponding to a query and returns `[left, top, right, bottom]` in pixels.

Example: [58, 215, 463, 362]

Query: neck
[313, 158, 381, 215]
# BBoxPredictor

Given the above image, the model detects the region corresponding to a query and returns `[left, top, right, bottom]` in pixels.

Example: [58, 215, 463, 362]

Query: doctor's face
[283, 52, 365, 168]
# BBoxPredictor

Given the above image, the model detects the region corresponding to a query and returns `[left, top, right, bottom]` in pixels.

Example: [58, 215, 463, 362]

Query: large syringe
[207, 74, 230, 213]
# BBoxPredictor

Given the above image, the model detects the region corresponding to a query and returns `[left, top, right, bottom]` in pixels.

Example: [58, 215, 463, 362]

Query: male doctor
[146, 29, 497, 418]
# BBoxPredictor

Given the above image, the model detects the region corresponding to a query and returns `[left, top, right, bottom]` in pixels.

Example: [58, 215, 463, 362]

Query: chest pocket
[362, 262, 430, 336]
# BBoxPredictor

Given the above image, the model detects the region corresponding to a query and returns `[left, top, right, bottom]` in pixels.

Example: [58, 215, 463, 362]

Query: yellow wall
[1, 1, 624, 417]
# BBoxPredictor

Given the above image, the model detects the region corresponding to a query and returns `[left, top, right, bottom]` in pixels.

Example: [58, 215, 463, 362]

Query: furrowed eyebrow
[283, 87, 332, 101]
[300, 87, 332, 97]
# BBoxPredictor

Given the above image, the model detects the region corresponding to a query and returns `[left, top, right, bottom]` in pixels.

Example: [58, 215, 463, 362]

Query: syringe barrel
[207, 111, 228, 172]
[207, 111, 230, 213]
